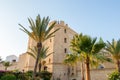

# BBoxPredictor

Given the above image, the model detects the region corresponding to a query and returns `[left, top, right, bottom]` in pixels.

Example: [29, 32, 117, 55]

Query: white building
[6, 55, 18, 62]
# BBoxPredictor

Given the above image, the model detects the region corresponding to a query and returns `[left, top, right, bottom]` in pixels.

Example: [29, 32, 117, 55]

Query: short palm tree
[64, 53, 78, 65]
[19, 14, 59, 79]
[70, 33, 107, 80]
[64, 53, 85, 80]
[2, 61, 11, 71]
[105, 39, 120, 72]
[27, 46, 52, 72]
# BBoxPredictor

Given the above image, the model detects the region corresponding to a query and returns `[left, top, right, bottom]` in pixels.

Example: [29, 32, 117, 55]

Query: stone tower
[18, 21, 77, 80]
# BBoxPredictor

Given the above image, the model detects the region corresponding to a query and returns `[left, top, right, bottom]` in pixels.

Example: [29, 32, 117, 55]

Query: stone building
[17, 21, 115, 80]
[0, 21, 115, 80]
[18, 21, 77, 80]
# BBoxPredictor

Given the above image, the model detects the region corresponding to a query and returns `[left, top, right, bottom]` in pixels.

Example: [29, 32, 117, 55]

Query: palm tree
[64, 54, 78, 65]
[27, 46, 52, 72]
[19, 14, 59, 79]
[2, 61, 11, 71]
[70, 33, 107, 80]
[64, 53, 85, 80]
[105, 39, 120, 72]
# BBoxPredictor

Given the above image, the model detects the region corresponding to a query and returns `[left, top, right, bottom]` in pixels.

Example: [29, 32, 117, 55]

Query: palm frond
[27, 46, 52, 61]
[45, 28, 60, 40]
[19, 14, 59, 43]
[64, 54, 78, 66]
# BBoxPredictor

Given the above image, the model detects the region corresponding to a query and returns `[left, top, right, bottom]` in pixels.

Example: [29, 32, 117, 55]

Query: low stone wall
[75, 68, 114, 80]
[90, 68, 114, 80]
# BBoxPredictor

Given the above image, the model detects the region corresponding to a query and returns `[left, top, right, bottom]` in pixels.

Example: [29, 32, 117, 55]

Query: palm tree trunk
[116, 60, 120, 72]
[33, 42, 42, 80]
[85, 57, 90, 80]
[81, 62, 85, 80]
[39, 62, 42, 72]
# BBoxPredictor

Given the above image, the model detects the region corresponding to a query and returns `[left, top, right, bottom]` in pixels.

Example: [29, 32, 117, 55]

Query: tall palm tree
[19, 14, 59, 79]
[105, 39, 120, 72]
[27, 46, 52, 72]
[70, 33, 107, 80]
[2, 61, 11, 71]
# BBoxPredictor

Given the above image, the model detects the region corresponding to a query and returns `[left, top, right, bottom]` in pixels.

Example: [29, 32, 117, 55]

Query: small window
[49, 58, 51, 63]
[64, 38, 67, 43]
[67, 68, 70, 75]
[12, 59, 16, 62]
[71, 73, 74, 76]
[64, 48, 67, 53]
[98, 65, 104, 69]
[50, 39, 52, 42]
[64, 29, 66, 33]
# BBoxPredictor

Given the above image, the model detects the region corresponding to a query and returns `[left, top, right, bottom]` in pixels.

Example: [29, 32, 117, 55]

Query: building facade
[0, 21, 115, 80]
[18, 21, 77, 80]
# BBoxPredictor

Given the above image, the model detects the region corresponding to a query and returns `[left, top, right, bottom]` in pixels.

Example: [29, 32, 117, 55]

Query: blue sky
[0, 0, 120, 60]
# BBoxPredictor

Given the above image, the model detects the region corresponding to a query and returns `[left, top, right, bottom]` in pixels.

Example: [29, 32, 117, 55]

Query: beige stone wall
[0, 62, 19, 71]
[52, 64, 68, 80]
[51, 21, 77, 80]
[90, 68, 114, 80]
[0, 63, 5, 70]
[17, 53, 29, 71]
[8, 62, 18, 70]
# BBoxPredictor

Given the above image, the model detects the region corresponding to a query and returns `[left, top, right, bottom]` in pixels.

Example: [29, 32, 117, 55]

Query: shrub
[17, 73, 29, 80]
[0, 74, 16, 80]
[13, 71, 22, 79]
[39, 71, 52, 80]
[108, 71, 120, 80]
[0, 70, 6, 79]
[26, 70, 33, 78]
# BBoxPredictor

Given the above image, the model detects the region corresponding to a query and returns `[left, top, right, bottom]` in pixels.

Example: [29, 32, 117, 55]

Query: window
[64, 29, 66, 33]
[64, 48, 67, 53]
[64, 38, 67, 43]
[50, 39, 52, 42]
[12, 59, 16, 62]
[71, 73, 74, 76]
[49, 58, 51, 63]
[67, 67, 70, 75]
[98, 65, 104, 69]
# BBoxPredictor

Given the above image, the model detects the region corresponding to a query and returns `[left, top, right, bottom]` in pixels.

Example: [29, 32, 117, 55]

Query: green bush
[17, 73, 29, 80]
[39, 71, 52, 80]
[26, 70, 33, 78]
[108, 71, 120, 80]
[0, 71, 6, 79]
[0, 74, 16, 80]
